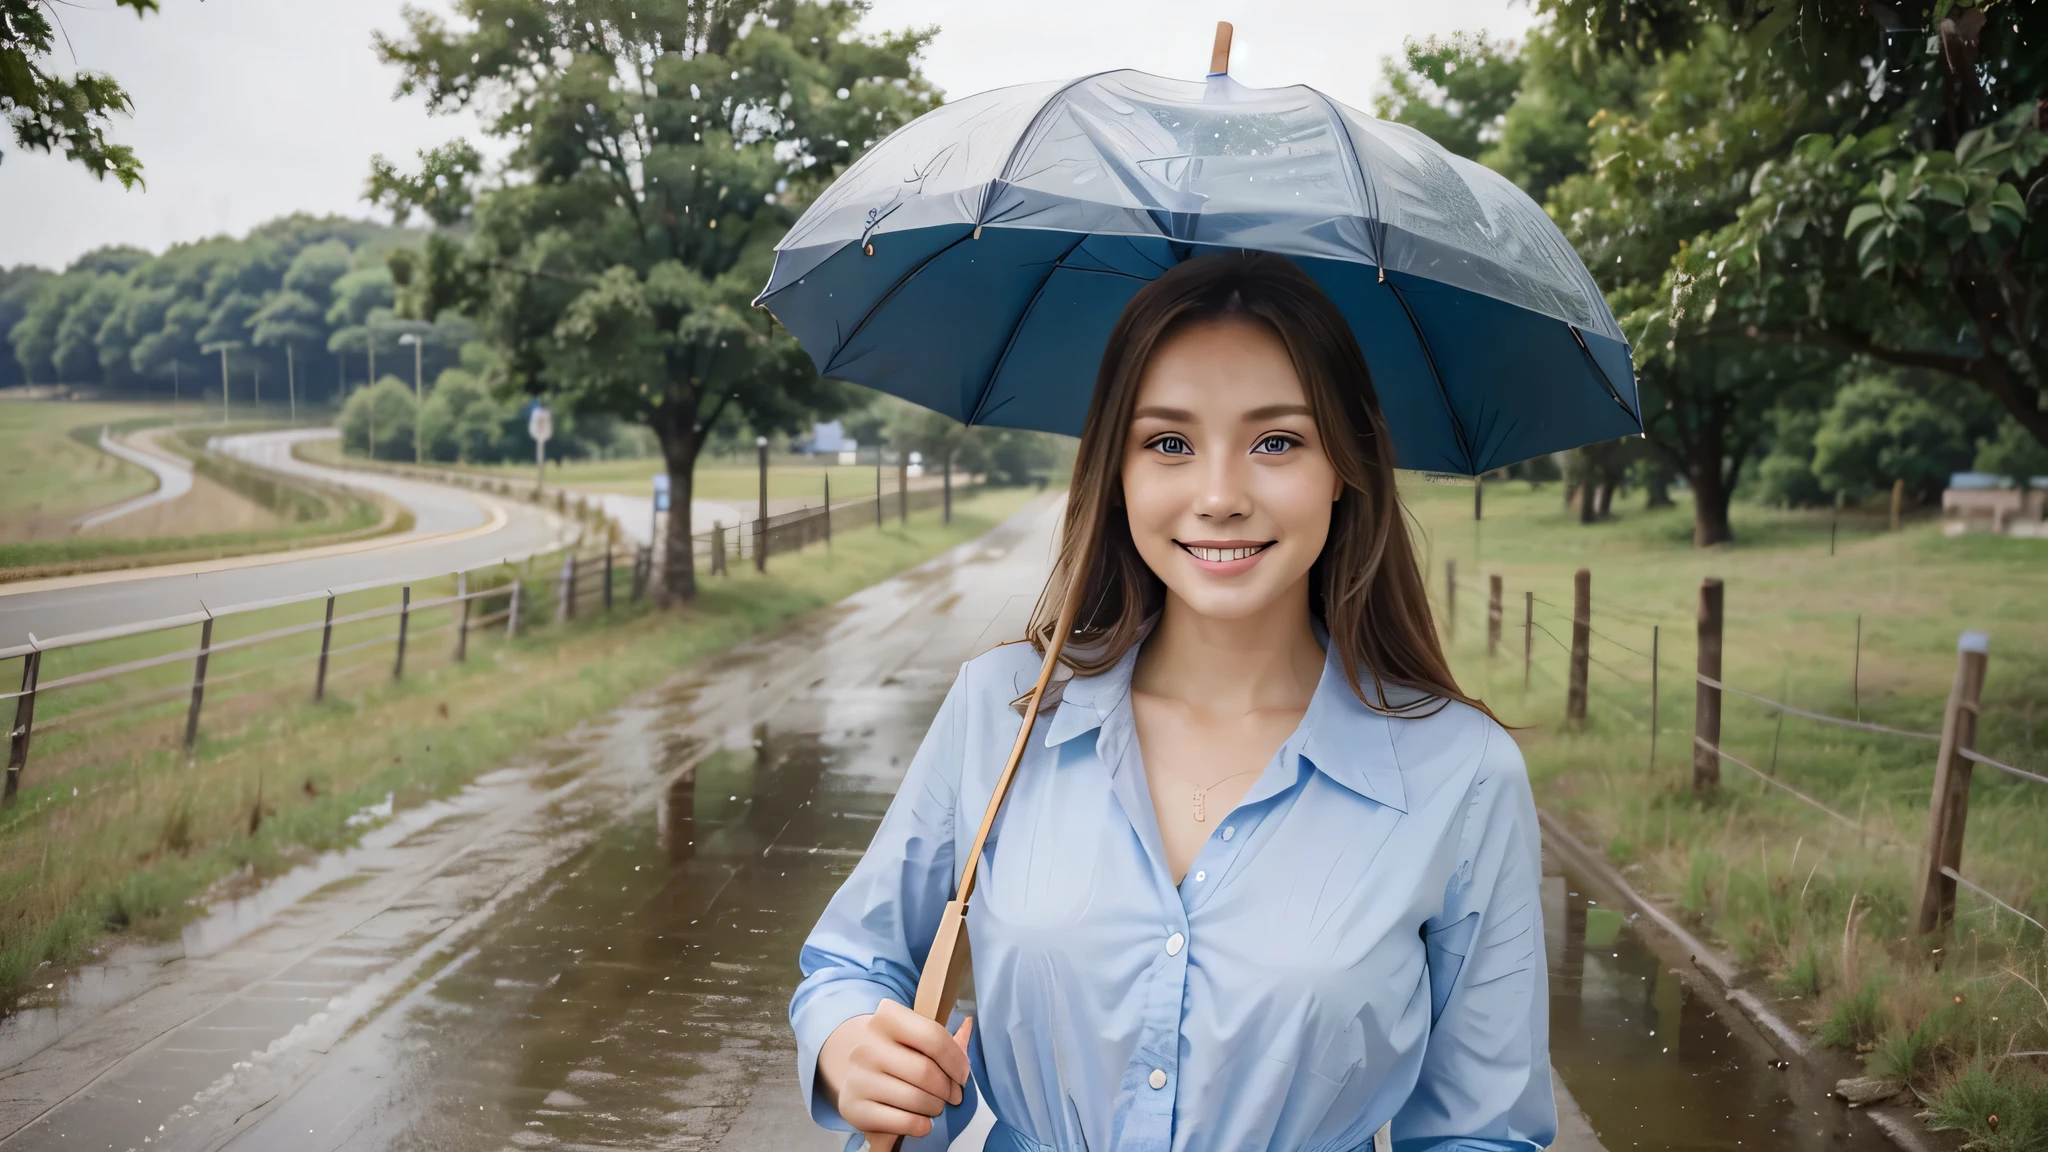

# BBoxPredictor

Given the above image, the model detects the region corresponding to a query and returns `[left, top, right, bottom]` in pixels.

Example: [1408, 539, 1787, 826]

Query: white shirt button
[1222, 826, 1235, 841]
[1166, 932, 1184, 956]
[1148, 1068, 1167, 1090]
[1193, 870, 1206, 883]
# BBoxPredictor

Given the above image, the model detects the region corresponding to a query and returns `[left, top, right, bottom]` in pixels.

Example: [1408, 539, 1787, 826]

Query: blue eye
[1253, 435, 1297, 455]
[1150, 435, 1193, 456]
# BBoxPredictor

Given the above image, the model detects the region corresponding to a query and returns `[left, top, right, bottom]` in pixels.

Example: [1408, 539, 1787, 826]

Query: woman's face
[1120, 315, 1343, 623]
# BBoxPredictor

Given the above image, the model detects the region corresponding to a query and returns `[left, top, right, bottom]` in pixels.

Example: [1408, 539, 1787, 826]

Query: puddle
[1544, 851, 1897, 1151]
[0, 945, 172, 1069]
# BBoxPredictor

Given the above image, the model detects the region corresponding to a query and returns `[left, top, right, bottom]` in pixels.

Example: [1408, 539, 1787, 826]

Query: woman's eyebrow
[1131, 405, 1196, 421]
[1240, 403, 1313, 421]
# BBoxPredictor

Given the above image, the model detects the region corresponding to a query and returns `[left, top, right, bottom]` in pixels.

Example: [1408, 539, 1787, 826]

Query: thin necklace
[1153, 762, 1263, 823]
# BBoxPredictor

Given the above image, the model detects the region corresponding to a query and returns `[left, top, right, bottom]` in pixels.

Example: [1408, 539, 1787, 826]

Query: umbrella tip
[1209, 21, 1233, 76]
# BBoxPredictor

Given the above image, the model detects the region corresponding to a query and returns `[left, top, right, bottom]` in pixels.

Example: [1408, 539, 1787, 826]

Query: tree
[339, 376, 420, 460]
[1976, 416, 2048, 483]
[1372, 33, 1521, 162]
[1811, 374, 1990, 502]
[0, 266, 51, 388]
[1, 0, 158, 188]
[378, 0, 938, 603]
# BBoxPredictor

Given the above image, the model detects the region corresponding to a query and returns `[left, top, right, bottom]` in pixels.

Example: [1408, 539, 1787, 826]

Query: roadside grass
[1401, 477, 2048, 1123]
[0, 486, 1039, 1009]
[1, 418, 403, 578]
[0, 402, 177, 534]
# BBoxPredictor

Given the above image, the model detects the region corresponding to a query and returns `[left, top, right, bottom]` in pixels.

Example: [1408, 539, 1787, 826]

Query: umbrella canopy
[756, 65, 1640, 476]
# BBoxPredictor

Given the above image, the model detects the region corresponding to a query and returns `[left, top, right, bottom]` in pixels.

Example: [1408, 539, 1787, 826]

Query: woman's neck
[1131, 579, 1325, 714]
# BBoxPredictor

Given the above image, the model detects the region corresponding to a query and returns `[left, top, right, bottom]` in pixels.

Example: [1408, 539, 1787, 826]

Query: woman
[790, 252, 1551, 1152]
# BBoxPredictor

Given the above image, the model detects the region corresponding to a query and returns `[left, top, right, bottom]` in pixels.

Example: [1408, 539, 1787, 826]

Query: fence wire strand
[1696, 674, 1939, 741]
[1959, 748, 2048, 789]
[1941, 866, 2048, 934]
[1694, 735, 1910, 846]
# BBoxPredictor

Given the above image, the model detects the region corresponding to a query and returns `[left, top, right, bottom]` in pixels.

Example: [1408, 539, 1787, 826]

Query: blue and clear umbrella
[756, 37, 1639, 476]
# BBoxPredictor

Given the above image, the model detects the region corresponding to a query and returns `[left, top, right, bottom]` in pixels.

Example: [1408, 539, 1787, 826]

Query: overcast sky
[0, 0, 1537, 271]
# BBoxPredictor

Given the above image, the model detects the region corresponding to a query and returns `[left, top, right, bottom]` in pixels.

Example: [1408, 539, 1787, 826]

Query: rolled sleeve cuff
[793, 977, 899, 1130]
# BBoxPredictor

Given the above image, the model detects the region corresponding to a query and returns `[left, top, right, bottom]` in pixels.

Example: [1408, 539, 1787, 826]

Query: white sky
[0, 0, 1536, 271]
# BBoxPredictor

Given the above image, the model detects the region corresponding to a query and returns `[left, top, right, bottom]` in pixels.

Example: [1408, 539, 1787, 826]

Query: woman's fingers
[873, 1000, 971, 1089]
[953, 1015, 974, 1053]
[853, 1039, 960, 1111]
[840, 1096, 936, 1139]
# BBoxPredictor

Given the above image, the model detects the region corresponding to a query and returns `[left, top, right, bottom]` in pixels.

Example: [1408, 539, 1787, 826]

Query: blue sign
[652, 473, 670, 512]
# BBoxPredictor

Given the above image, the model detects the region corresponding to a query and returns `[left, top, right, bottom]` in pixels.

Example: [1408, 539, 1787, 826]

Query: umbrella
[764, 29, 1638, 1151]
[756, 27, 1641, 477]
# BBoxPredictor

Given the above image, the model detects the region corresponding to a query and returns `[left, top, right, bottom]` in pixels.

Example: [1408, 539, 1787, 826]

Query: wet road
[0, 429, 565, 649]
[0, 491, 1901, 1152]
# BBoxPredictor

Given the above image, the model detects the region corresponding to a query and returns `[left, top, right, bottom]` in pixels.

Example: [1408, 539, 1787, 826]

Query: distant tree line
[2, 216, 476, 408]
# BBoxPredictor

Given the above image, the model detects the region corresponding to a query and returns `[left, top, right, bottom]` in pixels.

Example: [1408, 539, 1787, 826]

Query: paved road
[71, 427, 190, 530]
[0, 429, 567, 649]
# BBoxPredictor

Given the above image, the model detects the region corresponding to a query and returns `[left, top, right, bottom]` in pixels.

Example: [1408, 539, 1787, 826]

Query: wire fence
[1442, 564, 2044, 940]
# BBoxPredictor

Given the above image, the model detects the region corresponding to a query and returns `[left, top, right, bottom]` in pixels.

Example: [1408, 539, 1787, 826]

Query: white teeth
[1187, 545, 1263, 563]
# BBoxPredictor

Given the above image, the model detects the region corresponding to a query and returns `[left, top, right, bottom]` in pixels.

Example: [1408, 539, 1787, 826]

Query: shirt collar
[1040, 622, 1409, 814]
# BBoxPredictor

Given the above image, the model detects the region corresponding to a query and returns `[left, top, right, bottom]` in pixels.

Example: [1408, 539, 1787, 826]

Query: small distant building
[796, 421, 860, 465]
[1943, 472, 2048, 537]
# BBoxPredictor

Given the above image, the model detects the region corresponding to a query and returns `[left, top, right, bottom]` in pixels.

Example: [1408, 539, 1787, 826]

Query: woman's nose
[1193, 456, 1251, 520]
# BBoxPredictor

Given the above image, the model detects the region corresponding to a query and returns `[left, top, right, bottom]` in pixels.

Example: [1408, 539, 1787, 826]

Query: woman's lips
[1175, 540, 1274, 576]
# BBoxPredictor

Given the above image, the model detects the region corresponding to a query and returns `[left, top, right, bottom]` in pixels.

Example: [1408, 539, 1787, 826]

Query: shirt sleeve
[789, 660, 976, 1136]
[1392, 726, 1556, 1152]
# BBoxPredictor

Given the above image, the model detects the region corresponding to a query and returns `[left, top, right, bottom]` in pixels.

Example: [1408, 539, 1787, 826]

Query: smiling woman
[794, 253, 1552, 1152]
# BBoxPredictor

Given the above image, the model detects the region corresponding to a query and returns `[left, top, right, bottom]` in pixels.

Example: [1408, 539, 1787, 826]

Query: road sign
[528, 404, 554, 444]
[652, 473, 671, 513]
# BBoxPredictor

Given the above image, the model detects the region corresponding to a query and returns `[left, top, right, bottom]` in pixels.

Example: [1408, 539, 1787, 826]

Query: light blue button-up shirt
[792, 633, 1552, 1152]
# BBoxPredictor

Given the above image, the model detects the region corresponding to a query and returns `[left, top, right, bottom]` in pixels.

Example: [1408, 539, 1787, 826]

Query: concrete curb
[1536, 808, 1949, 1152]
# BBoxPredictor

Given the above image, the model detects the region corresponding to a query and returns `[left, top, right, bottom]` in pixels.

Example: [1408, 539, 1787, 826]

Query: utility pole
[399, 333, 425, 462]
[201, 342, 240, 425]
[286, 345, 297, 423]
[756, 435, 770, 573]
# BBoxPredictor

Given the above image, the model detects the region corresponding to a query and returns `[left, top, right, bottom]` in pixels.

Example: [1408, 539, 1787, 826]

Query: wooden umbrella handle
[860, 508, 1093, 1152]
[1210, 21, 1234, 75]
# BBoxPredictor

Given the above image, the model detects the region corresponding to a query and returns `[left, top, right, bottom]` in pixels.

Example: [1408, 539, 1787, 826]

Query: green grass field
[0, 401, 176, 531]
[0, 486, 1040, 1009]
[1400, 475, 2048, 1131]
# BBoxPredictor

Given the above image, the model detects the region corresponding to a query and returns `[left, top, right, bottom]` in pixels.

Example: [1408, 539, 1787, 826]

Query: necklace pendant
[1192, 788, 1206, 823]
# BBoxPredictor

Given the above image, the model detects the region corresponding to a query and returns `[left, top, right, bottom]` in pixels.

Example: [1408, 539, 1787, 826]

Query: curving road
[0, 429, 569, 650]
[70, 427, 192, 531]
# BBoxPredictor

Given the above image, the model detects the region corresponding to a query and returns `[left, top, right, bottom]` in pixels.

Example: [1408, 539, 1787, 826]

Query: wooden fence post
[507, 577, 522, 639]
[455, 573, 471, 662]
[1567, 568, 1590, 728]
[5, 649, 42, 805]
[604, 549, 615, 612]
[1694, 577, 1724, 791]
[1891, 477, 1905, 532]
[824, 474, 832, 547]
[713, 521, 727, 576]
[1649, 624, 1660, 769]
[393, 586, 412, 681]
[314, 594, 335, 702]
[1487, 575, 1503, 658]
[1915, 630, 1991, 936]
[1523, 591, 1533, 688]
[1445, 558, 1457, 640]
[561, 554, 578, 621]
[183, 615, 214, 751]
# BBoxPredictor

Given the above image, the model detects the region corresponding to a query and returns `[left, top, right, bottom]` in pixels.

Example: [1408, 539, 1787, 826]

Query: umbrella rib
[968, 233, 1094, 427]
[1303, 85, 1382, 266]
[818, 229, 982, 378]
[1382, 277, 1474, 476]
[1569, 325, 1642, 426]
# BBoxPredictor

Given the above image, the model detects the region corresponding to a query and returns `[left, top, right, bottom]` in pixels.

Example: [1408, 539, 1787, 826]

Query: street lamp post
[200, 342, 240, 425]
[398, 333, 425, 462]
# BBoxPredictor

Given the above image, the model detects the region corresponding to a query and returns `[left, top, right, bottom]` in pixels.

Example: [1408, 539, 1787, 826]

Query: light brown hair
[1025, 250, 1487, 718]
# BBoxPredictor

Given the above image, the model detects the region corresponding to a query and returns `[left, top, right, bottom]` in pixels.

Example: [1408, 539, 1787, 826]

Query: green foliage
[1755, 406, 1830, 508]
[1372, 33, 1522, 161]
[0, 0, 159, 189]
[377, 0, 940, 599]
[419, 367, 513, 463]
[340, 376, 422, 460]
[1817, 981, 1885, 1049]
[1975, 418, 2048, 483]
[1811, 375, 1990, 501]
[366, 140, 484, 228]
[1926, 1063, 2048, 1152]
[1869, 1015, 1944, 1083]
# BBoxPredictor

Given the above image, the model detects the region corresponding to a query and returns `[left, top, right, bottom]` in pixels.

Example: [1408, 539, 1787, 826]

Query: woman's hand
[817, 1001, 974, 1139]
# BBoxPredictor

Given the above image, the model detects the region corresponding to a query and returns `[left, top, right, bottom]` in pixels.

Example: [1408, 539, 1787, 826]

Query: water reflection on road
[1543, 854, 1896, 1152]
